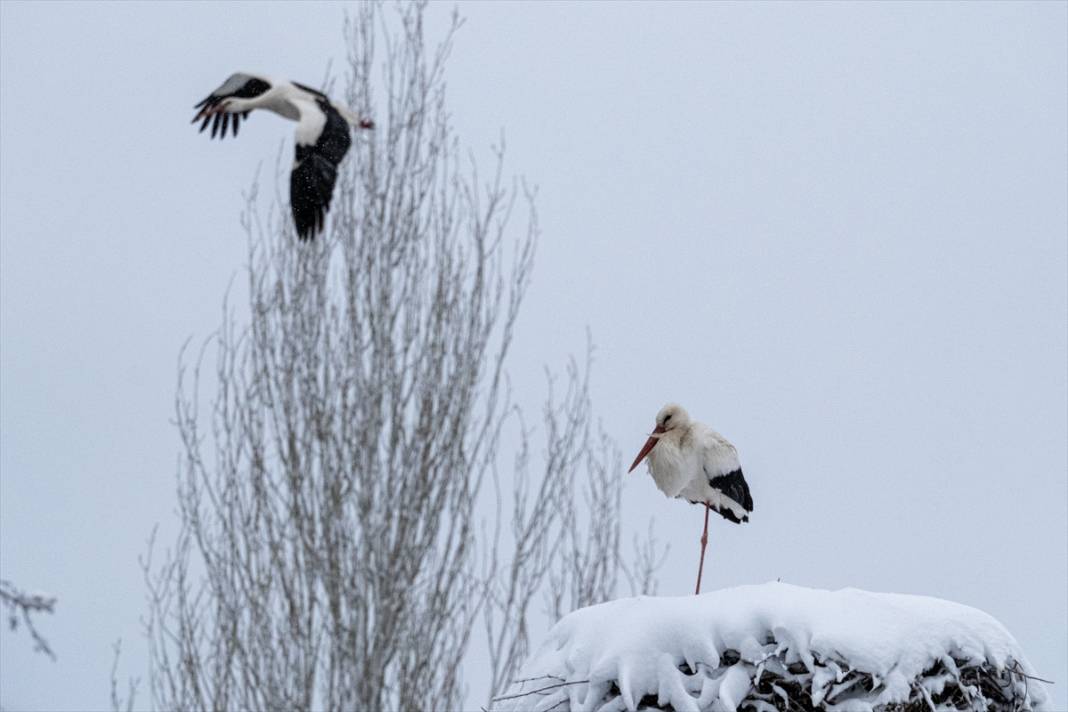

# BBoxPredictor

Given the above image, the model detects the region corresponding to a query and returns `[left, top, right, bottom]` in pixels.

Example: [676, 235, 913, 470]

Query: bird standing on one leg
[628, 404, 753, 595]
[191, 72, 375, 241]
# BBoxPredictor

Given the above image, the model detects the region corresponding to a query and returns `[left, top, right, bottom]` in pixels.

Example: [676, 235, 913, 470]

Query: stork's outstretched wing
[289, 97, 351, 240]
[191, 73, 268, 139]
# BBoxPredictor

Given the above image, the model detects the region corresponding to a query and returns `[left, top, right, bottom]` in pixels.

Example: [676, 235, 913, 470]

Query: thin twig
[492, 679, 590, 703]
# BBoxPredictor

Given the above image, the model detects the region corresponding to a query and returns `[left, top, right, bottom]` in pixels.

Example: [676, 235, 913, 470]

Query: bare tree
[144, 4, 661, 710]
[481, 358, 596, 702]
[480, 348, 669, 704]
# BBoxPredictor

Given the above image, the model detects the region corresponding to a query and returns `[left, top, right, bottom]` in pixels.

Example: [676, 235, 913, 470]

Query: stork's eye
[664, 414, 672, 422]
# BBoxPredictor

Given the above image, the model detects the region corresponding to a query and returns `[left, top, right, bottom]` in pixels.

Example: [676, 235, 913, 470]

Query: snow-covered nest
[492, 583, 1050, 712]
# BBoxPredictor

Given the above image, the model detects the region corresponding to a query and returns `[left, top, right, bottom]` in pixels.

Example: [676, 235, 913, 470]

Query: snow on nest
[493, 582, 1050, 712]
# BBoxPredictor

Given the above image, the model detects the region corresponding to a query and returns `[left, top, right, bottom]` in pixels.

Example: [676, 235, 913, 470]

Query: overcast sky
[1, 2, 1065, 710]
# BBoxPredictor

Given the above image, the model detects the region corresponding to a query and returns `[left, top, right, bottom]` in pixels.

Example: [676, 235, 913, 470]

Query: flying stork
[628, 404, 753, 595]
[192, 72, 374, 241]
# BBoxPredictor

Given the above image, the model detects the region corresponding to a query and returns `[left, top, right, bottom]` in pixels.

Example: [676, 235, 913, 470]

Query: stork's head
[655, 403, 690, 432]
[628, 403, 689, 473]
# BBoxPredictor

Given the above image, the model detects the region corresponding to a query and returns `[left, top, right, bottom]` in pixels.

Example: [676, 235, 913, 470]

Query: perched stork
[192, 72, 374, 241]
[628, 404, 753, 595]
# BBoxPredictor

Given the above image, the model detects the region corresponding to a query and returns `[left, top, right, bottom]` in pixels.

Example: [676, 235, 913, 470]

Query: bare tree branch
[0, 578, 56, 661]
[109, 639, 140, 712]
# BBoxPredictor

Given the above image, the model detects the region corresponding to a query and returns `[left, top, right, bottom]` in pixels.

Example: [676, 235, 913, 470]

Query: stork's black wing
[290, 99, 351, 240]
[192, 107, 252, 140]
[708, 469, 753, 524]
[192, 73, 269, 139]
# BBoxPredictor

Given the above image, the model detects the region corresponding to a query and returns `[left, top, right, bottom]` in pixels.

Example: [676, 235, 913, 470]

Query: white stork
[628, 404, 753, 595]
[192, 72, 374, 241]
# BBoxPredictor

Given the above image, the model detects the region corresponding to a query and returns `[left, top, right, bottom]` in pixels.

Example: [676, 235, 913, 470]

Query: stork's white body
[645, 422, 750, 523]
[224, 78, 343, 141]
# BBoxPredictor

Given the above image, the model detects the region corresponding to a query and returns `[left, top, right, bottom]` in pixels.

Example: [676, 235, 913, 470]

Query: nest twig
[494, 645, 1050, 711]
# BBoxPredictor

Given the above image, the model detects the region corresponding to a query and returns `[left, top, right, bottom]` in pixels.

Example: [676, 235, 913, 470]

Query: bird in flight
[192, 72, 374, 241]
[628, 404, 753, 595]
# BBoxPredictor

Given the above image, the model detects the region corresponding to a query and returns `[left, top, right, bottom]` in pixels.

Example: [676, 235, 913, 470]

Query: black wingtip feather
[706, 468, 754, 524]
[199, 115, 211, 133]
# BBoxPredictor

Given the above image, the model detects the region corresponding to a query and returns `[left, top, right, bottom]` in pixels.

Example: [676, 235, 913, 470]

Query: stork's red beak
[628, 425, 666, 473]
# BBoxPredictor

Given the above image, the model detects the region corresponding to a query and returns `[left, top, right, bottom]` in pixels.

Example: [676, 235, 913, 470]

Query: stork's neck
[223, 88, 277, 113]
[659, 423, 695, 449]
[229, 85, 301, 121]
[646, 431, 690, 498]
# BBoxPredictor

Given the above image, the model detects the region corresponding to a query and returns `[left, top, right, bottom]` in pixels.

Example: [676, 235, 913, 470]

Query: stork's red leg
[695, 503, 711, 595]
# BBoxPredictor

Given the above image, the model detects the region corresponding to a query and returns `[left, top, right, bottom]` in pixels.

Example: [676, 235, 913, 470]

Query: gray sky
[1, 2, 1065, 710]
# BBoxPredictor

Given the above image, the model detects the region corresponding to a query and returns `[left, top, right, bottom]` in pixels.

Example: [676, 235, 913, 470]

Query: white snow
[493, 582, 1050, 711]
